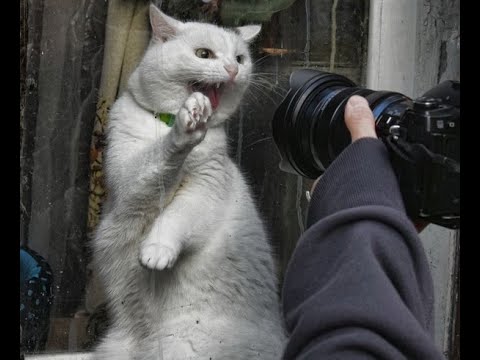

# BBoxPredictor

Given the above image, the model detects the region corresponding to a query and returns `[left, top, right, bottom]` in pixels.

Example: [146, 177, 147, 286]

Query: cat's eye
[195, 48, 215, 59]
[236, 55, 245, 64]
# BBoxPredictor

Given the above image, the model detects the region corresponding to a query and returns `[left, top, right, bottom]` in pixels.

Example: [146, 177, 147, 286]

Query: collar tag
[154, 112, 176, 127]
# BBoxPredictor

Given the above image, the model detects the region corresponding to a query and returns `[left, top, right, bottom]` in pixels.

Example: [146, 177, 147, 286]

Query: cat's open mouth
[189, 82, 225, 110]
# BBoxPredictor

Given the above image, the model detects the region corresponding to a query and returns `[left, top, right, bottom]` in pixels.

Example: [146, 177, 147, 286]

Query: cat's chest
[135, 115, 171, 141]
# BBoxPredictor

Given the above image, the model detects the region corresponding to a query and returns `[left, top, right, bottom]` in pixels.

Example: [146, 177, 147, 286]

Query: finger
[344, 95, 377, 142]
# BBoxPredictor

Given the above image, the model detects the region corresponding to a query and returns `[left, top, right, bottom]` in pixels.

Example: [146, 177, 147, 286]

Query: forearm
[282, 138, 444, 359]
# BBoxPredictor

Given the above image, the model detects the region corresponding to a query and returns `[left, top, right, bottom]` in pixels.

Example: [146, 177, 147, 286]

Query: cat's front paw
[140, 243, 178, 271]
[174, 92, 212, 146]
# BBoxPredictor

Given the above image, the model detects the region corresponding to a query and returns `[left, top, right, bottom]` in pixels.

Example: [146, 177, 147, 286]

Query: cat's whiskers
[253, 54, 274, 66]
[248, 80, 287, 99]
[245, 79, 287, 105]
[244, 136, 273, 148]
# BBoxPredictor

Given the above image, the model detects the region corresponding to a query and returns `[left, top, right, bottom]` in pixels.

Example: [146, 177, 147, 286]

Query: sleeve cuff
[307, 138, 406, 227]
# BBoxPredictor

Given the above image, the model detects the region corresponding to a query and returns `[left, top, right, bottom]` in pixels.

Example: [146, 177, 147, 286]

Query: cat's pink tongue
[206, 86, 219, 110]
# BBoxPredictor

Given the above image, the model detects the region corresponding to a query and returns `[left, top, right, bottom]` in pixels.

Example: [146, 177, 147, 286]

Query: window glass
[20, 0, 368, 355]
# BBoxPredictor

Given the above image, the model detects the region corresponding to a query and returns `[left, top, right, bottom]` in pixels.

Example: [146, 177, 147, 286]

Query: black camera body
[272, 70, 460, 229]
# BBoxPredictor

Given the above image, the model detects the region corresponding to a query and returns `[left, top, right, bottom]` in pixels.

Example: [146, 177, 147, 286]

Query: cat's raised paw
[184, 92, 212, 129]
[175, 92, 212, 145]
[140, 243, 178, 271]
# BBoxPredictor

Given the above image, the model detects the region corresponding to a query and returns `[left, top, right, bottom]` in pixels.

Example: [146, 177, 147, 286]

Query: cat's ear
[236, 25, 262, 43]
[149, 4, 184, 43]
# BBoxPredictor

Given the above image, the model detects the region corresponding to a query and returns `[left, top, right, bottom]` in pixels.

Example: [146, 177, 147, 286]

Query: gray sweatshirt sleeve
[281, 138, 445, 359]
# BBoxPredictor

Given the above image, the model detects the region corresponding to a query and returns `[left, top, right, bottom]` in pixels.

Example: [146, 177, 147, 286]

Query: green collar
[154, 112, 176, 127]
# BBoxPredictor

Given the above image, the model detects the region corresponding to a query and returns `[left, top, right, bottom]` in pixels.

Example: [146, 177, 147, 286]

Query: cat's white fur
[92, 5, 286, 359]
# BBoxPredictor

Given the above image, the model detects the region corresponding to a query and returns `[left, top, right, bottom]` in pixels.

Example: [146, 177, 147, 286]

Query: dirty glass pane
[20, 0, 368, 355]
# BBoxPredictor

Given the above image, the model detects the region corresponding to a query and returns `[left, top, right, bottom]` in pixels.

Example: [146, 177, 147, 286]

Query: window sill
[24, 353, 93, 360]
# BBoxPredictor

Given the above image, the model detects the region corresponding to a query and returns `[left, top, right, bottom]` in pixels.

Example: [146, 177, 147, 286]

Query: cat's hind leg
[140, 215, 181, 271]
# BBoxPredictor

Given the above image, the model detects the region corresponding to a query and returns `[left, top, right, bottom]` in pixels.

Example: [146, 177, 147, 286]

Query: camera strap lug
[388, 125, 403, 140]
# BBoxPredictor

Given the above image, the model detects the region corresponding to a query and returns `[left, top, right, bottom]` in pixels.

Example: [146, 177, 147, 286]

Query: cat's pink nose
[224, 64, 239, 80]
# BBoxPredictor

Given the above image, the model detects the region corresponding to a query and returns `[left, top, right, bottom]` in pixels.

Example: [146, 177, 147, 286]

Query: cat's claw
[140, 243, 178, 271]
[184, 92, 212, 129]
[174, 92, 212, 146]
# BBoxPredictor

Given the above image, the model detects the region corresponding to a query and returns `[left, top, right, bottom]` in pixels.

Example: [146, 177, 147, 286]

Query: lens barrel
[272, 70, 411, 179]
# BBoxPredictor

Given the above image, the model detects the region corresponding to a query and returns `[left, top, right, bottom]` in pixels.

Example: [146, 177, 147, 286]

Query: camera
[272, 69, 460, 229]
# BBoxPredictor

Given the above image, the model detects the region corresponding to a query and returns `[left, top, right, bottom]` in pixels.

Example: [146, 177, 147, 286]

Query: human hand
[344, 95, 377, 141]
[310, 95, 376, 192]
[310, 95, 428, 233]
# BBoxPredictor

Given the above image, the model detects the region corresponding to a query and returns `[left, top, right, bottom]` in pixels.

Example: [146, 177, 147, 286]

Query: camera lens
[272, 70, 411, 179]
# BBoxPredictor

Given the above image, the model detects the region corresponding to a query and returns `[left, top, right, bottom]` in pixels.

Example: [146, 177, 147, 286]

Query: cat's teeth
[216, 83, 220, 89]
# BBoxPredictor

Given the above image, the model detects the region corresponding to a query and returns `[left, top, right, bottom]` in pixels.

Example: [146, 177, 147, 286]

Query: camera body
[272, 70, 460, 229]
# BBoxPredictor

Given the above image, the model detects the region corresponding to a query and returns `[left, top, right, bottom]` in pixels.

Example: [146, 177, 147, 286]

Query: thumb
[344, 95, 377, 142]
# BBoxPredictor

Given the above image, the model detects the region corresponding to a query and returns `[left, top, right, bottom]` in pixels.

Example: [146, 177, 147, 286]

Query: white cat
[92, 4, 286, 360]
